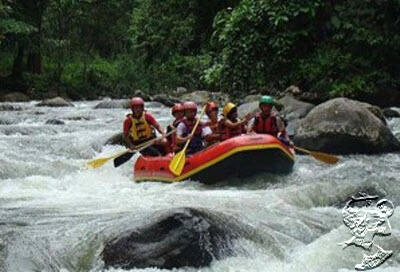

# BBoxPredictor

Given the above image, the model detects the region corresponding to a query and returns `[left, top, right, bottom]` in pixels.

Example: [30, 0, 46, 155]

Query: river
[1, 100, 399, 272]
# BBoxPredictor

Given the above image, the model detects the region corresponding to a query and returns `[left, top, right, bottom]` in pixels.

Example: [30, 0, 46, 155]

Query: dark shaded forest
[1, 0, 399, 104]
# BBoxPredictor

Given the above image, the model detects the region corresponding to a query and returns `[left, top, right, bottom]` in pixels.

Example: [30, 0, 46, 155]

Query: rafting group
[124, 95, 293, 158]
[87, 94, 338, 183]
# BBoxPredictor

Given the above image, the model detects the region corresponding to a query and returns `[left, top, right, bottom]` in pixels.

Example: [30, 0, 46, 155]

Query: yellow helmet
[223, 102, 237, 117]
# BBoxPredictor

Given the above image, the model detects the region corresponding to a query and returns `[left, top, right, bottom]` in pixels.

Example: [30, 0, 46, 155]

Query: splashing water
[0, 101, 399, 272]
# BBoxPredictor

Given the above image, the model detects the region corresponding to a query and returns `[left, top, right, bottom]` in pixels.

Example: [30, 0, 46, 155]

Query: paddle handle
[181, 105, 207, 153]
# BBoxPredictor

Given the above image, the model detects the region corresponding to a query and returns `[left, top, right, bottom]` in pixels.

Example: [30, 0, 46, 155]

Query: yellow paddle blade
[309, 151, 339, 164]
[294, 146, 339, 165]
[169, 150, 186, 176]
[86, 157, 112, 169]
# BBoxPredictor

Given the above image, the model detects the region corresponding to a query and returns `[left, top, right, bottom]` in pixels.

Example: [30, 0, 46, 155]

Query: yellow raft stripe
[134, 143, 295, 183]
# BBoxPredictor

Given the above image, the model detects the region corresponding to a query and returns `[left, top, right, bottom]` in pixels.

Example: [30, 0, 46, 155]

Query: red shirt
[123, 112, 158, 134]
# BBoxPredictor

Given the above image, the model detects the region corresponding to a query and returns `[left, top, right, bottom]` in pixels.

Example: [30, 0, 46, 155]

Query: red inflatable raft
[133, 134, 295, 184]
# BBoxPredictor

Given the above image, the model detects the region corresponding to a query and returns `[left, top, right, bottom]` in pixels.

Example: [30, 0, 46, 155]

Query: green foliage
[210, 0, 400, 98]
[0, 0, 399, 102]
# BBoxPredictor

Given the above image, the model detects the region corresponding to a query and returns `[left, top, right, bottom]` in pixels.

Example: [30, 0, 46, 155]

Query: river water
[0, 101, 399, 272]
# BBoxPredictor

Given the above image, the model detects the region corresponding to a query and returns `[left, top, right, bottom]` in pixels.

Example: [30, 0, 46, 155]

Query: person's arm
[224, 118, 247, 129]
[146, 113, 165, 137]
[123, 118, 135, 149]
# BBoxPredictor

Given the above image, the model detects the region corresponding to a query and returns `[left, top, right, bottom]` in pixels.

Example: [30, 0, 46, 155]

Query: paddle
[113, 129, 178, 167]
[85, 130, 175, 169]
[293, 146, 339, 165]
[169, 105, 207, 176]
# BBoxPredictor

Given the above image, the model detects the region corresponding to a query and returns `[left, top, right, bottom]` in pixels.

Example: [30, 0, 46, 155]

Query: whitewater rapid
[0, 101, 399, 272]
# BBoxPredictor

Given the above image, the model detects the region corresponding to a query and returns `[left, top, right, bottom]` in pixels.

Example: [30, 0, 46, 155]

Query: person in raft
[248, 95, 293, 146]
[219, 102, 253, 141]
[166, 103, 185, 153]
[176, 101, 212, 154]
[204, 101, 222, 146]
[123, 97, 167, 156]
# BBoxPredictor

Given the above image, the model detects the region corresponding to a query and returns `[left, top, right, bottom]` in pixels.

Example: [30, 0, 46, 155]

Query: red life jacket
[219, 118, 244, 141]
[182, 117, 204, 153]
[182, 118, 203, 137]
[254, 113, 279, 137]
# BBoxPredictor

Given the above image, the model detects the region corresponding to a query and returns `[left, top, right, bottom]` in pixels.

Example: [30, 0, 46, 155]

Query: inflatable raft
[134, 134, 295, 184]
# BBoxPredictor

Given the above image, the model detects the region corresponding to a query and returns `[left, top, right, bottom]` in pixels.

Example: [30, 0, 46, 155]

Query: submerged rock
[383, 108, 400, 118]
[94, 99, 129, 109]
[45, 119, 65, 125]
[102, 208, 235, 270]
[293, 98, 400, 154]
[0, 104, 22, 111]
[36, 97, 73, 107]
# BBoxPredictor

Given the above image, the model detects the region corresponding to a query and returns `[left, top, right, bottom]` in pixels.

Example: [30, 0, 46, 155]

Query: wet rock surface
[102, 208, 236, 270]
[36, 97, 74, 107]
[294, 98, 400, 154]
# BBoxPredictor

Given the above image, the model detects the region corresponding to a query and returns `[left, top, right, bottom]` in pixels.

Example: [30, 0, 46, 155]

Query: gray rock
[383, 108, 400, 118]
[180, 91, 230, 105]
[94, 99, 130, 109]
[145, 101, 165, 108]
[36, 97, 73, 107]
[293, 98, 400, 154]
[237, 101, 259, 118]
[133, 89, 152, 101]
[278, 94, 314, 121]
[0, 104, 22, 111]
[152, 94, 181, 107]
[352, 101, 386, 125]
[45, 119, 65, 125]
[284, 85, 302, 96]
[242, 94, 261, 104]
[105, 132, 126, 146]
[0, 92, 30, 102]
[101, 208, 235, 270]
[176, 87, 188, 94]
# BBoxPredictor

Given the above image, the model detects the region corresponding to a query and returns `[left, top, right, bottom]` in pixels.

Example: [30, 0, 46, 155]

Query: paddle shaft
[113, 129, 177, 167]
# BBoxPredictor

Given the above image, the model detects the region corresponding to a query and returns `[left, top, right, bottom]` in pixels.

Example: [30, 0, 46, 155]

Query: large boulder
[293, 98, 400, 154]
[277, 94, 315, 137]
[242, 94, 261, 104]
[94, 99, 129, 109]
[105, 132, 126, 146]
[237, 101, 259, 118]
[0, 92, 30, 102]
[278, 94, 314, 121]
[101, 208, 235, 270]
[36, 97, 73, 107]
[152, 94, 181, 107]
[180, 91, 230, 105]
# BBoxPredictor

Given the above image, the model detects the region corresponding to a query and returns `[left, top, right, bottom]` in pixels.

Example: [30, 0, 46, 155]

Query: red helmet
[205, 101, 218, 114]
[183, 101, 197, 111]
[171, 103, 184, 114]
[131, 97, 144, 109]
